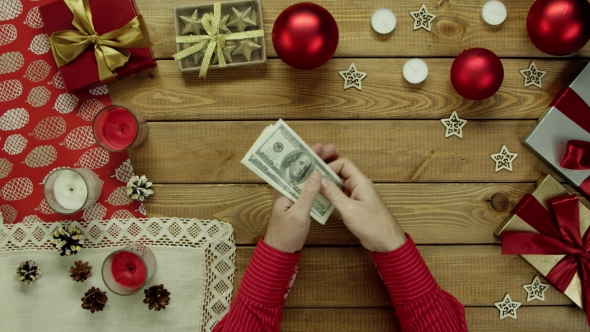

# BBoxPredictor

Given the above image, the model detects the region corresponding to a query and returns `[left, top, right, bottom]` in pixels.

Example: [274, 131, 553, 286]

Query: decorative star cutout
[523, 275, 549, 302]
[193, 50, 206, 65]
[232, 39, 261, 62]
[495, 294, 521, 320]
[339, 63, 367, 90]
[490, 145, 518, 172]
[410, 4, 436, 32]
[520, 61, 546, 89]
[440, 111, 467, 138]
[219, 15, 232, 33]
[212, 43, 237, 64]
[227, 7, 258, 32]
[180, 9, 203, 35]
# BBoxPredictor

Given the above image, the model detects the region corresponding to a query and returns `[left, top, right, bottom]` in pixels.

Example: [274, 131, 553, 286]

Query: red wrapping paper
[0, 0, 145, 224]
[39, 0, 156, 92]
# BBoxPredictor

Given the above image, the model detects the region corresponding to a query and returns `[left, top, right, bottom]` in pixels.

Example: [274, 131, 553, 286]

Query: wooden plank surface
[110, 59, 587, 121]
[281, 307, 589, 331]
[231, 246, 572, 307]
[135, 0, 590, 59]
[128, 120, 557, 183]
[146, 183, 533, 244]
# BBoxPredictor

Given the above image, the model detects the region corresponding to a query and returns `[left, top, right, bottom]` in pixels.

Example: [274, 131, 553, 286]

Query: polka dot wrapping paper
[0, 0, 145, 224]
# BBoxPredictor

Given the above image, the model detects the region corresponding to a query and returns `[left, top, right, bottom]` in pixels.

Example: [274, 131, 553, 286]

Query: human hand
[319, 156, 407, 252]
[264, 144, 339, 253]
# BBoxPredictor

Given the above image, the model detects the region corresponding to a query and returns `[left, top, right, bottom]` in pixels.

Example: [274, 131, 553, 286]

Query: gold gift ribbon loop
[48, 0, 152, 84]
[173, 2, 265, 78]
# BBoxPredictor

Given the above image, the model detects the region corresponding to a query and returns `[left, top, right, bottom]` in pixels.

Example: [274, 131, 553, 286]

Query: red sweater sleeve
[212, 238, 299, 332]
[371, 235, 467, 332]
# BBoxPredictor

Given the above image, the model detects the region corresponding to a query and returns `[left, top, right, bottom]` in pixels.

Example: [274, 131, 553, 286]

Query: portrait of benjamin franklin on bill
[280, 149, 316, 185]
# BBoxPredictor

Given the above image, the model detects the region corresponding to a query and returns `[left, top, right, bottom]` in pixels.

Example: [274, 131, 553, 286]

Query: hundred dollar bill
[241, 119, 344, 225]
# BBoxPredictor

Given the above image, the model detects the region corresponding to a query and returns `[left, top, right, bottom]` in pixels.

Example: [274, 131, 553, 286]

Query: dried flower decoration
[143, 284, 171, 311]
[81, 287, 108, 313]
[69, 260, 92, 282]
[52, 225, 84, 256]
[126, 175, 153, 202]
[17, 260, 41, 284]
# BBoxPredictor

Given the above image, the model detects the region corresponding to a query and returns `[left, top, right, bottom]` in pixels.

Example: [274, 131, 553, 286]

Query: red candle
[110, 251, 146, 289]
[99, 107, 137, 150]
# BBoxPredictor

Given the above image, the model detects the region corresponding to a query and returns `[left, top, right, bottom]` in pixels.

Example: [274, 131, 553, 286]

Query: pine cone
[81, 287, 108, 313]
[52, 225, 84, 256]
[69, 260, 92, 282]
[126, 175, 154, 202]
[16, 260, 41, 284]
[143, 284, 170, 311]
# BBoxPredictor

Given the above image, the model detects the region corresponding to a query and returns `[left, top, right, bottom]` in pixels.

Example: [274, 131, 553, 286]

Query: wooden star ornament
[520, 61, 546, 89]
[523, 275, 549, 302]
[232, 39, 261, 62]
[495, 294, 521, 319]
[213, 43, 237, 64]
[227, 7, 258, 32]
[339, 63, 367, 90]
[410, 5, 436, 32]
[490, 145, 517, 172]
[180, 9, 203, 35]
[440, 111, 467, 138]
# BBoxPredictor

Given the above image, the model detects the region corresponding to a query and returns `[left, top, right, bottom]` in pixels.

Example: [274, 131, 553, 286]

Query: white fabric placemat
[0, 218, 236, 332]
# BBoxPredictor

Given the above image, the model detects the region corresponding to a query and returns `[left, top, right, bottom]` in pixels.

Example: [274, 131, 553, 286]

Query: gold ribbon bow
[48, 0, 153, 84]
[173, 2, 265, 78]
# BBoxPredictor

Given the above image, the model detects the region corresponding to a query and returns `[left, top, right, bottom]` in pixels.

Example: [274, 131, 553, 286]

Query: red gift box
[40, 0, 156, 92]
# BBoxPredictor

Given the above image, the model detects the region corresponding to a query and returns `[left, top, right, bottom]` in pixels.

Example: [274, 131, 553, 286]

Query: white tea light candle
[371, 9, 396, 34]
[481, 0, 507, 26]
[43, 168, 102, 214]
[403, 59, 428, 84]
[53, 170, 88, 210]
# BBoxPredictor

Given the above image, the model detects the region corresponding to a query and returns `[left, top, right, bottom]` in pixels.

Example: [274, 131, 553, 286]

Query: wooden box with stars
[523, 62, 590, 200]
[173, 0, 266, 73]
[495, 174, 590, 312]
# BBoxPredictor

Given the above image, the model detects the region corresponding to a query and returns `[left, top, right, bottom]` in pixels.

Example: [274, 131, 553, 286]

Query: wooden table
[110, 0, 590, 330]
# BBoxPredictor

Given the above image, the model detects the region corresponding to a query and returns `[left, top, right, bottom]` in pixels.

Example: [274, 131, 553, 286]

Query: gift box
[523, 62, 590, 199]
[495, 174, 590, 324]
[173, 0, 266, 76]
[40, 0, 156, 92]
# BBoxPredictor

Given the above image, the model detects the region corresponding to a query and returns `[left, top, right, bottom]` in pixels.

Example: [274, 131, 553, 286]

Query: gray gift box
[523, 62, 590, 197]
[173, 0, 266, 73]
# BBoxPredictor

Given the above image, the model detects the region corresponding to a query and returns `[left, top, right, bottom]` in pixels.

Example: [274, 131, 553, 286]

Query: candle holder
[92, 105, 148, 152]
[102, 243, 156, 295]
[43, 168, 102, 214]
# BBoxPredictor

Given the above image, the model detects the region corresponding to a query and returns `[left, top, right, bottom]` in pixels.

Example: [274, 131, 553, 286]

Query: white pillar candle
[53, 170, 88, 210]
[481, 0, 507, 26]
[403, 59, 428, 84]
[371, 9, 396, 34]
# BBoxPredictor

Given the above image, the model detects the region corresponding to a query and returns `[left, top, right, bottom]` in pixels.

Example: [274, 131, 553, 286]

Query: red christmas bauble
[450, 48, 504, 101]
[272, 3, 339, 70]
[527, 0, 590, 56]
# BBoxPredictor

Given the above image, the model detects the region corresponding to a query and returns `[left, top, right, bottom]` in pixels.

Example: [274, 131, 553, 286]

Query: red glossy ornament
[527, 0, 590, 56]
[450, 48, 504, 101]
[272, 3, 339, 70]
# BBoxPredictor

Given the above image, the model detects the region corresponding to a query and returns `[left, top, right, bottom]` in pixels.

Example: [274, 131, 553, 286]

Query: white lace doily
[0, 218, 235, 332]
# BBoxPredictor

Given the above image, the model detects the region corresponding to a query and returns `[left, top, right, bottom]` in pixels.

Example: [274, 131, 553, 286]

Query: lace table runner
[0, 217, 235, 331]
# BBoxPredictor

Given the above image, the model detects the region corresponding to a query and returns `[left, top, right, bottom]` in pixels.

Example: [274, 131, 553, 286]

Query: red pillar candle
[93, 105, 148, 151]
[110, 251, 147, 288]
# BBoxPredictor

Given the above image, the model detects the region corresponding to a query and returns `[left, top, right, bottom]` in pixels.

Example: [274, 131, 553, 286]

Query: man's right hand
[318, 154, 407, 253]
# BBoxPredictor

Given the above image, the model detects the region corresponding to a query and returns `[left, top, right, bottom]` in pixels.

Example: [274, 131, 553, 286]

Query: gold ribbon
[48, 0, 152, 84]
[173, 2, 265, 78]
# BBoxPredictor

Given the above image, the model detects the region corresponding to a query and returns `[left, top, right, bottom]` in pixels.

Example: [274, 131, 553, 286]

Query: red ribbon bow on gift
[561, 140, 590, 170]
[502, 194, 590, 325]
[555, 88, 590, 174]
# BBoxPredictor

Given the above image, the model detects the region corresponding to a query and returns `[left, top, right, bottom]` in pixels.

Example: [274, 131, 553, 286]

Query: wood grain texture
[145, 183, 533, 245]
[109, 59, 587, 121]
[128, 120, 557, 183]
[280, 307, 588, 331]
[135, 0, 590, 58]
[232, 246, 573, 307]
